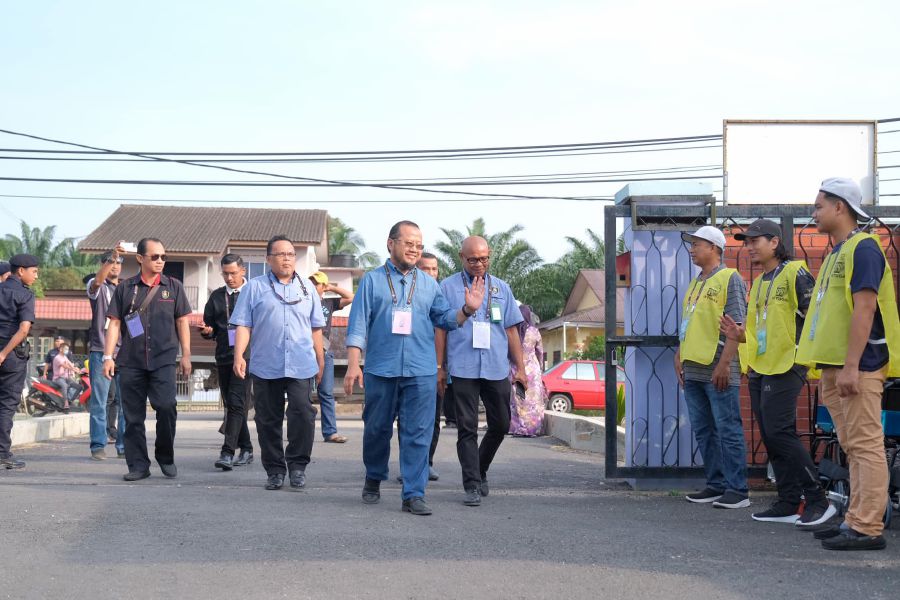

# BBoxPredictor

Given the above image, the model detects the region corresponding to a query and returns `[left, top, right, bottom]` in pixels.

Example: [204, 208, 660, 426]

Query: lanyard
[814, 230, 860, 306]
[685, 275, 710, 314]
[461, 272, 492, 319]
[384, 264, 417, 306]
[128, 277, 158, 315]
[755, 261, 787, 325]
[268, 272, 308, 305]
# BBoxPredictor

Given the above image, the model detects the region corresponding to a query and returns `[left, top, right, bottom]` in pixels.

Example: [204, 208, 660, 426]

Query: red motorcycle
[24, 370, 91, 416]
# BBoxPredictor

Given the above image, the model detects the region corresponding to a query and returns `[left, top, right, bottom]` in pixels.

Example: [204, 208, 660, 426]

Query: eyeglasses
[465, 256, 490, 265]
[143, 254, 167, 262]
[268, 252, 296, 259]
[391, 238, 425, 252]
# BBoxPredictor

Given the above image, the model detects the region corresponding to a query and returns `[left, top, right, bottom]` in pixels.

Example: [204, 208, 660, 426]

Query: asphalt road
[1, 413, 898, 600]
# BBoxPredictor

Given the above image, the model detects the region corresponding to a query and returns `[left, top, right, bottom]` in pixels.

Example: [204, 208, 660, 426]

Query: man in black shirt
[201, 254, 254, 470]
[103, 238, 193, 481]
[0, 254, 38, 470]
[309, 271, 353, 443]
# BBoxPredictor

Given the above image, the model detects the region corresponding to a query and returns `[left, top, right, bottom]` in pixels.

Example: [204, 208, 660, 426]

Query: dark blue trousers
[362, 373, 435, 500]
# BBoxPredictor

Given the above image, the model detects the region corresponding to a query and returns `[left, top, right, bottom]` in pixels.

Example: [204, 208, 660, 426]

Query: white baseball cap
[819, 177, 868, 220]
[682, 225, 726, 250]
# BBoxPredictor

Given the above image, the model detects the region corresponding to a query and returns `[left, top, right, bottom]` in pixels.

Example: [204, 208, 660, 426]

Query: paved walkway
[1, 413, 898, 599]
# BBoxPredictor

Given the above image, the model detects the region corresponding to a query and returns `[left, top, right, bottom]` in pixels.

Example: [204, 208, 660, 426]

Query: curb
[542, 410, 626, 458]
[11, 413, 90, 448]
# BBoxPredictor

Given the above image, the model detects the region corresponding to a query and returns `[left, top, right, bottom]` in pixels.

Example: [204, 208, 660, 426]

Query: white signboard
[724, 120, 877, 205]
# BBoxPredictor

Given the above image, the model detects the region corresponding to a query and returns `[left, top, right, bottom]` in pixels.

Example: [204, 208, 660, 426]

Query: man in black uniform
[103, 238, 193, 481]
[200, 253, 254, 470]
[0, 254, 39, 469]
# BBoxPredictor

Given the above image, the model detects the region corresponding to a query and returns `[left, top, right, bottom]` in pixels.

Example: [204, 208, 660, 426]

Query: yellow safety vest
[680, 267, 742, 366]
[796, 233, 900, 377]
[746, 260, 807, 375]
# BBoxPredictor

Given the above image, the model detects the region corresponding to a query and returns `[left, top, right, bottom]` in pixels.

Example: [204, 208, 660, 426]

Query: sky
[1, 0, 899, 263]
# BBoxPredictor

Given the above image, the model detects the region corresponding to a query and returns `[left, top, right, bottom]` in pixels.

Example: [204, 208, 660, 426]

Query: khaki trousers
[820, 367, 889, 536]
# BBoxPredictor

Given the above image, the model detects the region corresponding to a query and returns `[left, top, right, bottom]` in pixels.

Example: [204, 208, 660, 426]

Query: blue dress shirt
[441, 271, 523, 380]
[346, 260, 460, 378]
[229, 272, 325, 380]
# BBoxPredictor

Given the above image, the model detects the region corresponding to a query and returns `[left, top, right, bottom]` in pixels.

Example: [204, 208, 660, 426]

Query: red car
[542, 360, 625, 413]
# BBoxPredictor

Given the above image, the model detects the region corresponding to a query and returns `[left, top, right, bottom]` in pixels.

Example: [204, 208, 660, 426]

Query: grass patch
[572, 409, 604, 417]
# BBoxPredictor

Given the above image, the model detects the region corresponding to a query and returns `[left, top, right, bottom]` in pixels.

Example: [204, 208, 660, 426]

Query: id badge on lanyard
[490, 303, 502, 324]
[392, 306, 412, 335]
[125, 313, 144, 339]
[473, 320, 491, 349]
[227, 327, 236, 347]
[679, 317, 690, 342]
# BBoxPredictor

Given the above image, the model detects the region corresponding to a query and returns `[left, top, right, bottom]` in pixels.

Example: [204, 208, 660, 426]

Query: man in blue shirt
[439, 236, 527, 507]
[344, 221, 485, 516]
[231, 235, 325, 492]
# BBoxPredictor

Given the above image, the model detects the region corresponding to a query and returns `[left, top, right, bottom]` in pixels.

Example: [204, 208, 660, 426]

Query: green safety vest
[680, 267, 744, 366]
[745, 260, 807, 375]
[796, 233, 900, 377]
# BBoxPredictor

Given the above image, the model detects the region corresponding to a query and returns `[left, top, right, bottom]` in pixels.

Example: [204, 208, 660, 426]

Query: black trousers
[106, 376, 119, 439]
[429, 392, 441, 466]
[0, 353, 27, 457]
[119, 365, 177, 473]
[749, 370, 825, 505]
[442, 382, 457, 424]
[218, 365, 252, 455]
[453, 376, 511, 491]
[251, 375, 315, 476]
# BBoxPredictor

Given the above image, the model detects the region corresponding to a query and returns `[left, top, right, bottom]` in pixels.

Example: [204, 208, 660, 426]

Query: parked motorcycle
[23, 370, 91, 416]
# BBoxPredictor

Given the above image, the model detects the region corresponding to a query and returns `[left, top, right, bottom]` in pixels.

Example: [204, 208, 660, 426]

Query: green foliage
[616, 384, 626, 427]
[327, 217, 380, 269]
[581, 335, 605, 361]
[1, 221, 97, 297]
[433, 218, 543, 293]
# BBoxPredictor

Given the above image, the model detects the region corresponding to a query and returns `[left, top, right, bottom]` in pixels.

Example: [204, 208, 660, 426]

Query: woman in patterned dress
[509, 305, 546, 436]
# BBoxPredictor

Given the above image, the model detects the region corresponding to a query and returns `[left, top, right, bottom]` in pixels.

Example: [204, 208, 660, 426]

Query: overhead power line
[0, 193, 615, 204]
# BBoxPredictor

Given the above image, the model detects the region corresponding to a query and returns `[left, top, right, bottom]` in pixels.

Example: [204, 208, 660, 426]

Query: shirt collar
[226, 279, 247, 295]
[385, 259, 415, 278]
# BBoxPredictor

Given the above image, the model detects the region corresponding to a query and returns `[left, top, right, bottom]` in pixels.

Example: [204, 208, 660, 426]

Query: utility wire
[0, 193, 615, 204]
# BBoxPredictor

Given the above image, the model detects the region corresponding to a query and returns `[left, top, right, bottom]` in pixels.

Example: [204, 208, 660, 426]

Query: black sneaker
[402, 497, 433, 516]
[685, 488, 724, 504]
[795, 499, 837, 529]
[712, 491, 750, 509]
[751, 500, 800, 523]
[463, 488, 482, 507]
[0, 454, 25, 470]
[264, 473, 284, 490]
[362, 478, 381, 504]
[821, 528, 886, 551]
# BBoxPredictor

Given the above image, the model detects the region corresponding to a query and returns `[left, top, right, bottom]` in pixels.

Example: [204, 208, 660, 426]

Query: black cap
[0, 261, 9, 276]
[733, 219, 781, 241]
[9, 254, 39, 269]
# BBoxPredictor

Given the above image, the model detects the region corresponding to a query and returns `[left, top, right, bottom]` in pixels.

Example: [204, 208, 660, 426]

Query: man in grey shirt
[675, 226, 750, 509]
[86, 246, 126, 460]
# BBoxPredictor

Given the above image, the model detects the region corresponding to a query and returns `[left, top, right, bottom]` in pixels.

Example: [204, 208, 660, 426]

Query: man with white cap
[675, 225, 750, 509]
[796, 177, 899, 551]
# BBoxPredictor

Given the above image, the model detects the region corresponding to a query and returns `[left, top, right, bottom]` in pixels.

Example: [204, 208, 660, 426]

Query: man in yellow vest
[796, 177, 898, 551]
[675, 225, 750, 509]
[721, 219, 834, 527]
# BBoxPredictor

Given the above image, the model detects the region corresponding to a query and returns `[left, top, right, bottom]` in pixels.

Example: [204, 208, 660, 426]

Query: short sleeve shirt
[0, 277, 35, 340]
[847, 238, 889, 371]
[107, 274, 192, 370]
[441, 271, 524, 381]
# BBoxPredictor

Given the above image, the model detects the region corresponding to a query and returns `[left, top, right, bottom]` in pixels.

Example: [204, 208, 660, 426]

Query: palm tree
[432, 219, 544, 292]
[328, 217, 380, 269]
[0, 222, 89, 267]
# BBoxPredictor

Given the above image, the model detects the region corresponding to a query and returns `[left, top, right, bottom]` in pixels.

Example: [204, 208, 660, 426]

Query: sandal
[324, 433, 348, 443]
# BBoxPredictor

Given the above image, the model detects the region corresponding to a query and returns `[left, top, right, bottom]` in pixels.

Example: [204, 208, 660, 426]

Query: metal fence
[603, 203, 900, 480]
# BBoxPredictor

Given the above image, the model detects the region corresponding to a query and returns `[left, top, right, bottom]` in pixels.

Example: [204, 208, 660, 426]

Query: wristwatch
[462, 305, 475, 317]
[102, 355, 113, 362]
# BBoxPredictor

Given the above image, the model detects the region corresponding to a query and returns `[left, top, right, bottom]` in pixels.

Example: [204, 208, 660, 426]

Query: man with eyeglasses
[438, 236, 526, 507]
[86, 244, 126, 460]
[345, 220, 484, 516]
[103, 238, 193, 481]
[201, 254, 254, 471]
[230, 235, 325, 492]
